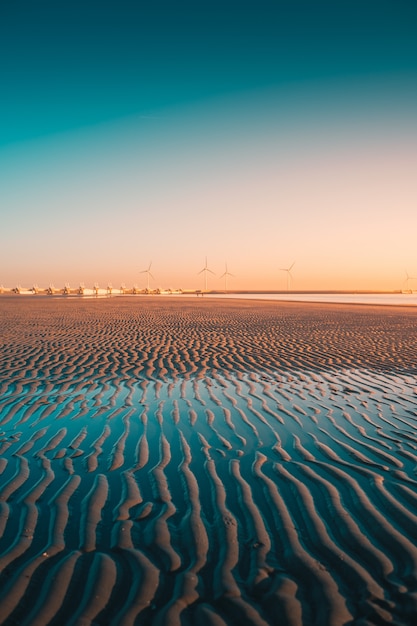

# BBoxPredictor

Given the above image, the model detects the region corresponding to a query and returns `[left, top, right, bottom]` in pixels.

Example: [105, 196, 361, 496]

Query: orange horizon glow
[1, 81, 416, 293]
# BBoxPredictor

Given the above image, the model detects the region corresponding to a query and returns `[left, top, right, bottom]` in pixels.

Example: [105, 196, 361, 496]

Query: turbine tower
[219, 262, 234, 293]
[198, 257, 215, 292]
[140, 262, 154, 291]
[404, 270, 416, 293]
[280, 261, 295, 291]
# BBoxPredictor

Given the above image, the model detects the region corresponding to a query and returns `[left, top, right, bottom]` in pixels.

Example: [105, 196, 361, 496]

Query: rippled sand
[1, 296, 417, 625]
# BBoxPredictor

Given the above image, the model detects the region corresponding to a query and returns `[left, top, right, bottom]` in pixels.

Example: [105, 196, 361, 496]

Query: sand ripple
[0, 297, 417, 625]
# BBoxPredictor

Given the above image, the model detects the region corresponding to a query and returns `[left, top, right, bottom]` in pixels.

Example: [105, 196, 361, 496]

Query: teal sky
[1, 1, 416, 291]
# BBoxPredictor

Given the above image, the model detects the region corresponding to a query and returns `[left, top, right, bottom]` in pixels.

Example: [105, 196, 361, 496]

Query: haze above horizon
[1, 0, 416, 291]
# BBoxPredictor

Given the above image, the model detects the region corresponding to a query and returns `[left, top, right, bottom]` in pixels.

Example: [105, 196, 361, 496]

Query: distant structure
[140, 262, 154, 291]
[403, 271, 417, 293]
[219, 262, 234, 293]
[198, 257, 215, 292]
[280, 262, 295, 291]
[1, 281, 187, 296]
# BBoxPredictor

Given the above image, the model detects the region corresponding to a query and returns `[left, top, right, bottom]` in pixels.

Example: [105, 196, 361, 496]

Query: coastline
[1, 290, 417, 307]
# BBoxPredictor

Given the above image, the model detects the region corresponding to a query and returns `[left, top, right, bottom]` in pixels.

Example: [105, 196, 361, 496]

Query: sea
[207, 292, 417, 306]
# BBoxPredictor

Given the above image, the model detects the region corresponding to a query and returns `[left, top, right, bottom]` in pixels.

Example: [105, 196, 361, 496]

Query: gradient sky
[1, 0, 416, 291]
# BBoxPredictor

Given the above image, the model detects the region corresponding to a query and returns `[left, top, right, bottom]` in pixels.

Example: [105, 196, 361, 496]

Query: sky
[1, 0, 416, 292]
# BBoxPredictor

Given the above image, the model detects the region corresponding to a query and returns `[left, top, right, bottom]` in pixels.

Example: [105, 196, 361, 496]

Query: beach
[1, 296, 417, 625]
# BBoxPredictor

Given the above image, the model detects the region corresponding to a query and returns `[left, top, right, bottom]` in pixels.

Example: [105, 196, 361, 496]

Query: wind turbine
[404, 271, 416, 293]
[219, 262, 234, 293]
[280, 262, 295, 291]
[140, 261, 154, 291]
[198, 257, 215, 292]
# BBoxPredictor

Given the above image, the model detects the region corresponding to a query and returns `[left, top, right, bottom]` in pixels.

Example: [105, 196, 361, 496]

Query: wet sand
[0, 297, 417, 625]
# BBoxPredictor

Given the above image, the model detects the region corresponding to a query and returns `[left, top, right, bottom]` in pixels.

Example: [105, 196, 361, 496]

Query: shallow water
[209, 292, 417, 307]
[1, 368, 417, 625]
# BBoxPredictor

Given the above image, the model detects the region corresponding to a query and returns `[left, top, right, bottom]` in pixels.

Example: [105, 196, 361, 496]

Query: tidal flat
[1, 297, 417, 625]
